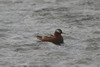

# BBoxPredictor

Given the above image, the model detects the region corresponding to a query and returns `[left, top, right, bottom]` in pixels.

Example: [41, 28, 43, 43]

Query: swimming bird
[36, 29, 64, 45]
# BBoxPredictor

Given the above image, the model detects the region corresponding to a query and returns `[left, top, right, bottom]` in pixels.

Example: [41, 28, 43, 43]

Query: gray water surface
[0, 0, 100, 67]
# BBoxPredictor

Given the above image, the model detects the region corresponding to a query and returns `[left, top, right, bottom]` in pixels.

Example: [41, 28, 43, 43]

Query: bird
[36, 29, 64, 45]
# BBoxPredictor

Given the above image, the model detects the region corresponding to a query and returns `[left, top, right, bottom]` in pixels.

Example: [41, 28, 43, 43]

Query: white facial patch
[56, 29, 61, 33]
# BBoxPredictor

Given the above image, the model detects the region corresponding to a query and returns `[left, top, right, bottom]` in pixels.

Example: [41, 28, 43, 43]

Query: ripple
[0, 34, 7, 37]
[86, 42, 100, 51]
[93, 31, 100, 34]
[65, 36, 78, 40]
[75, 58, 92, 65]
[14, 47, 30, 52]
[32, 7, 69, 18]
[0, 29, 10, 32]
[34, 7, 69, 12]
[83, 39, 95, 42]
[13, 1, 23, 4]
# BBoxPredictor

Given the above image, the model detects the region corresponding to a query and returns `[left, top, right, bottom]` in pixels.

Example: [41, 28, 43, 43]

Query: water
[0, 0, 100, 67]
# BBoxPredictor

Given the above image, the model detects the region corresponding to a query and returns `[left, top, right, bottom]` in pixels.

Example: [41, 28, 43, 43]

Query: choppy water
[0, 0, 100, 67]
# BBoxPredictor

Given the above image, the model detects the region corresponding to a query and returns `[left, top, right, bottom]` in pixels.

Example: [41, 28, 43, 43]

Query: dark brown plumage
[36, 29, 64, 45]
